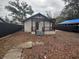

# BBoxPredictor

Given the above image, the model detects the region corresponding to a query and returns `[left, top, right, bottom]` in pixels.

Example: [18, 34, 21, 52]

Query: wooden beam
[49, 22, 51, 30]
[43, 21, 45, 32]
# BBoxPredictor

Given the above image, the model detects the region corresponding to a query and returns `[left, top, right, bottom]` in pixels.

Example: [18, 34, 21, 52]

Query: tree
[61, 0, 79, 20]
[4, 16, 10, 23]
[55, 16, 65, 23]
[5, 0, 34, 24]
[46, 11, 56, 31]
[0, 17, 6, 23]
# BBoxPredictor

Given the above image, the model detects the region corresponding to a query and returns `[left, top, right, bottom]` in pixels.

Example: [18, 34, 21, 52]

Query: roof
[58, 19, 79, 24]
[23, 13, 52, 22]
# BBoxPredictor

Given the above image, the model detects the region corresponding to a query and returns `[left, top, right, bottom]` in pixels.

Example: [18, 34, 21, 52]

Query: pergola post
[43, 21, 45, 32]
[52, 22, 54, 30]
[49, 22, 51, 30]
[31, 19, 33, 32]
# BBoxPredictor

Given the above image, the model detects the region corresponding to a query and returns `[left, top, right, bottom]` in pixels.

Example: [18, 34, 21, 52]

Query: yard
[0, 31, 79, 59]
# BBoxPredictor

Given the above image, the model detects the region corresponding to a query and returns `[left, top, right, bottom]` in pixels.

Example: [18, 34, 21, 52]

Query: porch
[31, 21, 55, 35]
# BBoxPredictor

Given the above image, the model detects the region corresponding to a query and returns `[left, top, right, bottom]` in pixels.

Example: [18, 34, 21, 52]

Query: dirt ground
[0, 31, 79, 59]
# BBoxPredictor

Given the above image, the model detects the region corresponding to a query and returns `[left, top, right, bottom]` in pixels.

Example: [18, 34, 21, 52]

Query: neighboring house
[23, 13, 55, 35]
[57, 19, 79, 32]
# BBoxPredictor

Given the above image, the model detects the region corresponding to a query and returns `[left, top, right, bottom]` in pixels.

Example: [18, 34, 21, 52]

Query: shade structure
[59, 19, 79, 24]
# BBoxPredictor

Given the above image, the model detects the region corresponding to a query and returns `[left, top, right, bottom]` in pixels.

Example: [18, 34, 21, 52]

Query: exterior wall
[24, 20, 31, 32]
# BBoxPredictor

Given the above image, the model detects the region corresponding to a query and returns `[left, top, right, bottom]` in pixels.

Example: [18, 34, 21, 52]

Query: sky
[0, 0, 65, 18]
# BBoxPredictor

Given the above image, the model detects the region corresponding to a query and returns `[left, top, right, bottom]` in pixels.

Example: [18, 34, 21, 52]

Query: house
[57, 19, 79, 32]
[23, 13, 56, 35]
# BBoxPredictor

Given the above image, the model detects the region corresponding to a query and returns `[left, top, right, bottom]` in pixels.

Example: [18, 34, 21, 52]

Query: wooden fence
[0, 22, 23, 37]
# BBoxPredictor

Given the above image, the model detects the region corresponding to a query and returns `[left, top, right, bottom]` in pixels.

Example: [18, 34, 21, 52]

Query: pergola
[31, 18, 53, 32]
